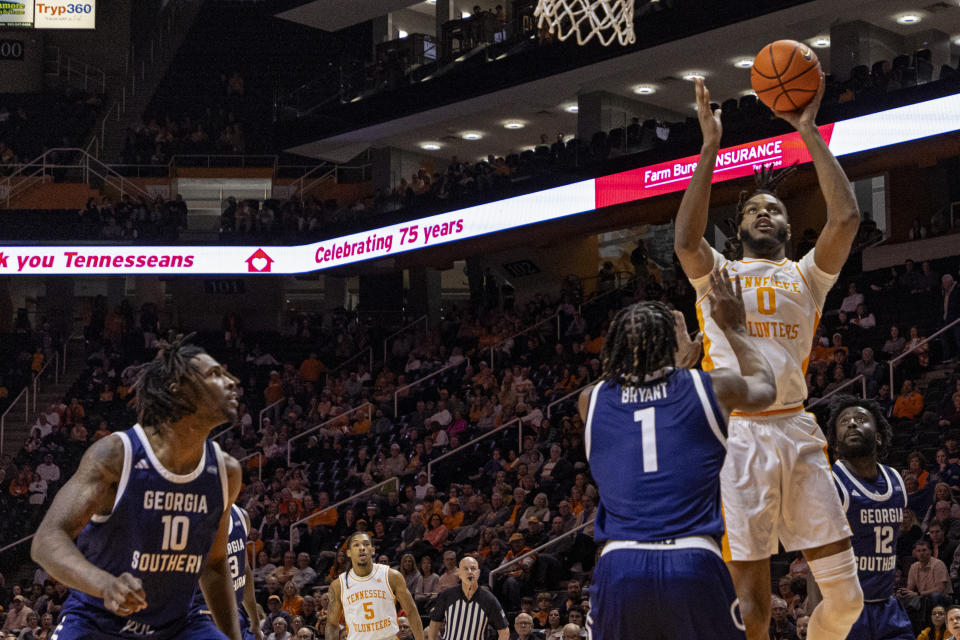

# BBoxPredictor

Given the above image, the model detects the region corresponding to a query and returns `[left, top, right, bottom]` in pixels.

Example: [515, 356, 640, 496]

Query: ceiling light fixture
[564, 104, 579, 113]
[398, 29, 408, 38]
[896, 12, 922, 24]
[953, 35, 960, 46]
[503, 121, 525, 129]
[420, 142, 442, 150]
[810, 35, 830, 48]
[461, 10, 471, 18]
[732, 57, 754, 69]
[632, 84, 656, 95]
[461, 131, 483, 140]
[681, 71, 707, 81]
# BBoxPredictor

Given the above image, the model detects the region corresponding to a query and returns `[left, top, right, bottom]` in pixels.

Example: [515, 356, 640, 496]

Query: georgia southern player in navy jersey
[191, 505, 263, 640]
[828, 395, 912, 640]
[31, 335, 244, 640]
[578, 269, 777, 640]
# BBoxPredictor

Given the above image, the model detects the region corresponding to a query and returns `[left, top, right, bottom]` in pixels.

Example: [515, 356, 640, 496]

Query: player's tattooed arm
[200, 454, 244, 640]
[325, 578, 344, 640]
[674, 77, 722, 280]
[31, 434, 148, 616]
[389, 568, 426, 640]
[707, 268, 777, 415]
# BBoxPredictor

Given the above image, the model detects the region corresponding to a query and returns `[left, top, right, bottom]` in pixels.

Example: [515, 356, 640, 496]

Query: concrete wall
[45, 0, 132, 77]
[0, 31, 44, 93]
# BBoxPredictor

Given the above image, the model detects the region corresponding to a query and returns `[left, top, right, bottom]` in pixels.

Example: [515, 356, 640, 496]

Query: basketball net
[534, 0, 636, 47]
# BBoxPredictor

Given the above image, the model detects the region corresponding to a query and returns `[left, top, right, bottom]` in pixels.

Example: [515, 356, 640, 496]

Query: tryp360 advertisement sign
[34, 0, 95, 28]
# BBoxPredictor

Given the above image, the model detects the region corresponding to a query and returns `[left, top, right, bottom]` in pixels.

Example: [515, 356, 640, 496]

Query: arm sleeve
[687, 248, 727, 297]
[482, 591, 510, 630]
[429, 590, 448, 622]
[797, 250, 840, 310]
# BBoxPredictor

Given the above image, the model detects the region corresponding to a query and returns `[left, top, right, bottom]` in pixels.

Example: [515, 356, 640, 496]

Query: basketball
[751, 39, 822, 112]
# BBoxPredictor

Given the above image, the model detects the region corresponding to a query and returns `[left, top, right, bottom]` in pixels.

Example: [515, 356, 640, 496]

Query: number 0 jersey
[61, 424, 229, 638]
[690, 248, 838, 413]
[585, 368, 728, 543]
[339, 563, 399, 640]
[832, 460, 907, 601]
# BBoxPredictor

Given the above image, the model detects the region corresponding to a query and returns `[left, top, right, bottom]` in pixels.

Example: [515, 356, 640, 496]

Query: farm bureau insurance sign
[2, 92, 960, 275]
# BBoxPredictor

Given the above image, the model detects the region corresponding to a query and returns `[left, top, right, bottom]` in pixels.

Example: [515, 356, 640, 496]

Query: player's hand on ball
[773, 72, 825, 131]
[102, 572, 147, 617]
[708, 268, 745, 332]
[673, 310, 702, 369]
[694, 77, 722, 149]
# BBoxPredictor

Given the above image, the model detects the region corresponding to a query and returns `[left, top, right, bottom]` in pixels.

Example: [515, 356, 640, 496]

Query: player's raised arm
[388, 568, 426, 640]
[241, 509, 265, 640]
[199, 454, 244, 640]
[674, 77, 723, 280]
[325, 577, 343, 640]
[774, 75, 859, 274]
[706, 268, 777, 414]
[31, 435, 147, 617]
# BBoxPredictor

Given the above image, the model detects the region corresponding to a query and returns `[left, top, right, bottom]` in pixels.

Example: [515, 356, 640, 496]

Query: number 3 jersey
[584, 368, 728, 543]
[690, 248, 837, 413]
[62, 424, 229, 638]
[832, 460, 907, 601]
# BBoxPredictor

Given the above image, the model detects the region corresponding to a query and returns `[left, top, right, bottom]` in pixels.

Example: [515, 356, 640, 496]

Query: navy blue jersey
[585, 369, 728, 542]
[190, 505, 250, 629]
[61, 424, 229, 638]
[832, 460, 907, 601]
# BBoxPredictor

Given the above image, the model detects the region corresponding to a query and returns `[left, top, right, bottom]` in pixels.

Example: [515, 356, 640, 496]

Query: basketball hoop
[534, 0, 636, 47]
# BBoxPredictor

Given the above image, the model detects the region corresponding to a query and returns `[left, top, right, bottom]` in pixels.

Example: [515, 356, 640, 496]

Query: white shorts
[720, 410, 851, 562]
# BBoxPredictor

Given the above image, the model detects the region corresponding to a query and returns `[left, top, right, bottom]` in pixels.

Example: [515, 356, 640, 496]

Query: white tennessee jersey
[339, 563, 399, 640]
[691, 247, 838, 414]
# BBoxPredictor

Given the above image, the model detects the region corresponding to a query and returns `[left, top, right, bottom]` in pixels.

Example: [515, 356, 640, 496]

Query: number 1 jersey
[61, 424, 229, 638]
[585, 368, 728, 543]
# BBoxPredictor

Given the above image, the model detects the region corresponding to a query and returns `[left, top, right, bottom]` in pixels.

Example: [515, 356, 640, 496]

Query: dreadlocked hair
[125, 332, 208, 427]
[825, 394, 893, 460]
[735, 162, 799, 225]
[599, 301, 677, 386]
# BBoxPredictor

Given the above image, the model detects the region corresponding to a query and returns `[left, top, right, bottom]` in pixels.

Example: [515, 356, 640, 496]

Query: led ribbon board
[3, 92, 960, 275]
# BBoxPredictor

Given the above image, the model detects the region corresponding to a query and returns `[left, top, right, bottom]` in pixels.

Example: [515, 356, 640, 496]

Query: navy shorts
[51, 611, 230, 640]
[587, 542, 745, 640]
[846, 597, 913, 640]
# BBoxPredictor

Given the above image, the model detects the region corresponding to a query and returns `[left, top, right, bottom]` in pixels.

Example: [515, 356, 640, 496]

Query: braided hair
[599, 301, 677, 385]
[735, 162, 799, 226]
[125, 332, 208, 428]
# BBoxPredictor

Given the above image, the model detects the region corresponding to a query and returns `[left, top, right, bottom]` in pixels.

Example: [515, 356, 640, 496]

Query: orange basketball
[751, 40, 821, 112]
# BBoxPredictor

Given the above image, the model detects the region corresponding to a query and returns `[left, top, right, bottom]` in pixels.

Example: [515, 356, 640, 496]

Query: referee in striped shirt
[427, 556, 509, 640]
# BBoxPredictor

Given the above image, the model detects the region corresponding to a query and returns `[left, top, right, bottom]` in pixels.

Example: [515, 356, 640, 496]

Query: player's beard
[739, 226, 788, 257]
[836, 436, 875, 461]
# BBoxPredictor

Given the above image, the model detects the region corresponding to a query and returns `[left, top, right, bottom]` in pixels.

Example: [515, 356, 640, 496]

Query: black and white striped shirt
[430, 585, 508, 640]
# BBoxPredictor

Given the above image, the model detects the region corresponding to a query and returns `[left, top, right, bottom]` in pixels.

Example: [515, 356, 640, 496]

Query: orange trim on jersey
[348, 566, 379, 582]
[793, 264, 822, 315]
[720, 500, 732, 562]
[730, 405, 804, 417]
[739, 257, 789, 265]
[801, 312, 821, 377]
[695, 303, 715, 372]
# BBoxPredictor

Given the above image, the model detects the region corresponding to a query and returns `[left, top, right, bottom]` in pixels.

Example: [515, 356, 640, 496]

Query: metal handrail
[330, 347, 373, 377]
[0, 533, 35, 556]
[0, 387, 29, 456]
[383, 315, 428, 366]
[238, 450, 264, 482]
[32, 351, 60, 414]
[393, 358, 470, 417]
[888, 317, 960, 394]
[426, 417, 521, 486]
[259, 398, 285, 433]
[288, 476, 399, 551]
[168, 155, 279, 171]
[806, 375, 867, 409]
[286, 402, 374, 465]
[486, 315, 560, 368]
[488, 521, 590, 588]
[294, 163, 336, 203]
[546, 382, 592, 420]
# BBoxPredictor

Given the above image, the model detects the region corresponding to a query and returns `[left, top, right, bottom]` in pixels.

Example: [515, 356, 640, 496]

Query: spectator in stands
[437, 550, 461, 591]
[899, 539, 951, 624]
[769, 596, 797, 640]
[893, 380, 924, 421]
[840, 282, 864, 314]
[414, 555, 440, 605]
[940, 393, 960, 428]
[1, 596, 32, 635]
[883, 326, 906, 358]
[281, 581, 303, 617]
[929, 520, 957, 564]
[916, 605, 947, 640]
[512, 612, 541, 640]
